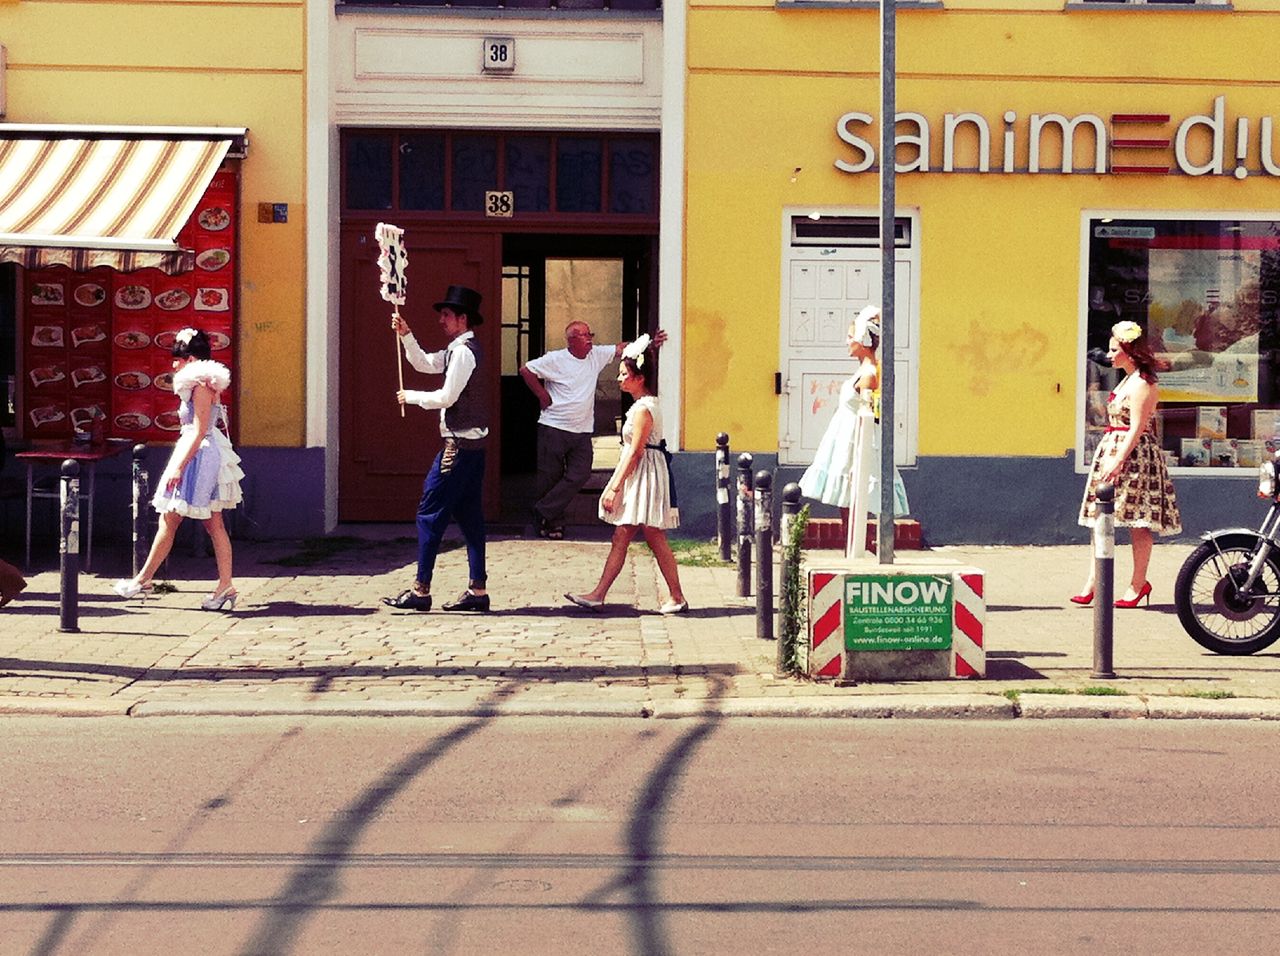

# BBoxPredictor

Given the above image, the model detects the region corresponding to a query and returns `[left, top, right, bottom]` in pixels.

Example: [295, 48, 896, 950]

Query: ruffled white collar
[172, 359, 231, 395]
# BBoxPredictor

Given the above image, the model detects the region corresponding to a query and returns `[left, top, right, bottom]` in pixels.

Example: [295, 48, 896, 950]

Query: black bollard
[778, 482, 802, 669]
[131, 443, 149, 579]
[59, 459, 80, 634]
[736, 453, 754, 598]
[755, 471, 774, 641]
[1092, 483, 1116, 679]
[716, 432, 732, 561]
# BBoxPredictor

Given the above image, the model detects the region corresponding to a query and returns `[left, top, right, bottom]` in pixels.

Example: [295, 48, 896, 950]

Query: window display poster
[1147, 247, 1260, 403]
[21, 165, 237, 444]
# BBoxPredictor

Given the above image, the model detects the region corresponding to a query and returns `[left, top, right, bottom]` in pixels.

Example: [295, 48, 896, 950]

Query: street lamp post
[878, 0, 897, 565]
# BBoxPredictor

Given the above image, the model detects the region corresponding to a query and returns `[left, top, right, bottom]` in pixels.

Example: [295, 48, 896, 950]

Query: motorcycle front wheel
[1175, 534, 1280, 655]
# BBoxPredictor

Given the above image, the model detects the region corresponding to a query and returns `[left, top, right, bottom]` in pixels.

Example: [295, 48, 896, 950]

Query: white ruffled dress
[799, 377, 910, 516]
[151, 359, 244, 518]
[600, 396, 679, 530]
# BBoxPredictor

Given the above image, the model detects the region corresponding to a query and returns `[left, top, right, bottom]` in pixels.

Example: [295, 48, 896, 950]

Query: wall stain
[953, 320, 1050, 396]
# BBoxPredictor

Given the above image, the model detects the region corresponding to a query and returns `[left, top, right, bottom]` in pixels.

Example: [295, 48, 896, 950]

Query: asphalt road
[0, 716, 1277, 955]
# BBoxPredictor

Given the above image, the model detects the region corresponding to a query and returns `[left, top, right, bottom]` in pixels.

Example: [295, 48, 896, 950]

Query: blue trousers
[416, 442, 487, 590]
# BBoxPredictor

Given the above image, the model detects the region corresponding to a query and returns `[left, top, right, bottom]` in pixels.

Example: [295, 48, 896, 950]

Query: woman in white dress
[112, 328, 244, 610]
[799, 306, 909, 554]
[566, 336, 687, 614]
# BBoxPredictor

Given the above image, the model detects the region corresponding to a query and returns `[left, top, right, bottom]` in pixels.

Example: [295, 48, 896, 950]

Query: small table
[16, 439, 131, 571]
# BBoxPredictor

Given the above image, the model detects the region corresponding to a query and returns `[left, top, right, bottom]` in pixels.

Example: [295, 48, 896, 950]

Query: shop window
[608, 139, 656, 215]
[1083, 217, 1280, 473]
[451, 135, 499, 212]
[400, 133, 446, 211]
[1071, 0, 1228, 6]
[505, 137, 551, 213]
[556, 137, 603, 213]
[346, 134, 393, 211]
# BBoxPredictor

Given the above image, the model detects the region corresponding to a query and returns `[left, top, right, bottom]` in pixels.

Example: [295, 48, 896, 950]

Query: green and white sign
[844, 574, 953, 651]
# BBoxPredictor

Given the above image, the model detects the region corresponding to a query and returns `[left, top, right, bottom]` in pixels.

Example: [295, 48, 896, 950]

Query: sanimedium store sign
[836, 96, 1280, 178]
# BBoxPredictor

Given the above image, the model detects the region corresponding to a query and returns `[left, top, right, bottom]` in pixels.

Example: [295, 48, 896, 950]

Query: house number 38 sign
[482, 37, 515, 73]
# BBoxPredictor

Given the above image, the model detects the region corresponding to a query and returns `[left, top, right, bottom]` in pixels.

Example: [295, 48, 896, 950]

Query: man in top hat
[382, 285, 491, 613]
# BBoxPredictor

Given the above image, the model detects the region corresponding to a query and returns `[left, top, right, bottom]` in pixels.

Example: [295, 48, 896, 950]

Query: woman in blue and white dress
[799, 306, 909, 554]
[112, 328, 244, 610]
[566, 335, 688, 614]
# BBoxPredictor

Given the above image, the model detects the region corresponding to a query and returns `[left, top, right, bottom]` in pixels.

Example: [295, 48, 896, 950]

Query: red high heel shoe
[1115, 582, 1152, 608]
[1069, 589, 1094, 606]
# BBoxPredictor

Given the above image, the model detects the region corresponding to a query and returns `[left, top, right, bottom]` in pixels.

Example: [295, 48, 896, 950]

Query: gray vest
[444, 336, 488, 434]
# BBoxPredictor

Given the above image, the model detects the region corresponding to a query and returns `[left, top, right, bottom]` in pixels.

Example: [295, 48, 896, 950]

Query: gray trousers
[534, 424, 594, 525]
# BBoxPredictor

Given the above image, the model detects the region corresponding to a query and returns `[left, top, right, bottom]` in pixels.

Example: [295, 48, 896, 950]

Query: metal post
[755, 471, 774, 642]
[736, 453, 754, 597]
[716, 432, 732, 561]
[1092, 483, 1116, 679]
[878, 0, 897, 566]
[132, 443, 149, 579]
[59, 459, 80, 634]
[778, 482, 802, 668]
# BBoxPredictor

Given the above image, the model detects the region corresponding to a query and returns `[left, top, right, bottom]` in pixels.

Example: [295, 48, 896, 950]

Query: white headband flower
[853, 305, 881, 347]
[175, 328, 198, 347]
[622, 333, 651, 368]
[1112, 321, 1143, 344]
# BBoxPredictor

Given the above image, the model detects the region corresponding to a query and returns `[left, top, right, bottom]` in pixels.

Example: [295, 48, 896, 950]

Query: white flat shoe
[565, 593, 603, 611]
[112, 579, 152, 600]
[658, 600, 689, 615]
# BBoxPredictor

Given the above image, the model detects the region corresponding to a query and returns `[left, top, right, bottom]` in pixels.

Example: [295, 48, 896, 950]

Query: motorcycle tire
[1175, 533, 1280, 656]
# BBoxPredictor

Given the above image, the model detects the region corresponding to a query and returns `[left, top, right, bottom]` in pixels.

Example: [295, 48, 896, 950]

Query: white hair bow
[622, 333, 651, 367]
[853, 305, 881, 347]
[175, 328, 198, 347]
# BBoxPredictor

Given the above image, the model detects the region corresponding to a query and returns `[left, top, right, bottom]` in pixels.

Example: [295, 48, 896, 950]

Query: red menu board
[21, 166, 238, 445]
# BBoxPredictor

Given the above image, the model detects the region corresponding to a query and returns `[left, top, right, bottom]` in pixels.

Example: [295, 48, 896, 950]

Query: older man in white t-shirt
[520, 321, 663, 538]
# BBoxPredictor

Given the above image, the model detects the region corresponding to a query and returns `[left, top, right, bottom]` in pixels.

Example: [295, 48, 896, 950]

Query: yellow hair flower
[1112, 321, 1143, 344]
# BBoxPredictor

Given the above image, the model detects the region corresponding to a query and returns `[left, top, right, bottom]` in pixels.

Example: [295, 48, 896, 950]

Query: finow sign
[836, 96, 1280, 178]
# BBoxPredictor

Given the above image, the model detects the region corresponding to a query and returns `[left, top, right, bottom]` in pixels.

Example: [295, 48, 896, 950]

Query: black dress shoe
[381, 590, 432, 611]
[442, 591, 491, 613]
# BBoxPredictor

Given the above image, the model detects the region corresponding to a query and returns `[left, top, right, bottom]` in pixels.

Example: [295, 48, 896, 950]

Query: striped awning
[0, 126, 247, 275]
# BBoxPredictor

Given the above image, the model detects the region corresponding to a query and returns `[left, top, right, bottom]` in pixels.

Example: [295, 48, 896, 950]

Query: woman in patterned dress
[112, 329, 244, 610]
[565, 336, 687, 614]
[1075, 321, 1181, 607]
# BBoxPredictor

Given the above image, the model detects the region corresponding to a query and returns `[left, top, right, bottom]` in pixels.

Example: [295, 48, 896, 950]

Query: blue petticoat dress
[151, 360, 244, 518]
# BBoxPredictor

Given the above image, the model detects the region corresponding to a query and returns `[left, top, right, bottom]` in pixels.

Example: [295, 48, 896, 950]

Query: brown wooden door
[339, 226, 501, 521]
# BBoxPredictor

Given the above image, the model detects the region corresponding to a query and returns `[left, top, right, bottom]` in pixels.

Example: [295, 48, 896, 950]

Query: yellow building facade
[0, 0, 310, 535]
[682, 0, 1280, 541]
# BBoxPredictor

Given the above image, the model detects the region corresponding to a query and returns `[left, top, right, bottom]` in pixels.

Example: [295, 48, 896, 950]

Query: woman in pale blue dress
[112, 329, 244, 610]
[799, 306, 909, 550]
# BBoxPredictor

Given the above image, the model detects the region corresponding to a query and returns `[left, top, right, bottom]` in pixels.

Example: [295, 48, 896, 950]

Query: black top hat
[434, 285, 484, 325]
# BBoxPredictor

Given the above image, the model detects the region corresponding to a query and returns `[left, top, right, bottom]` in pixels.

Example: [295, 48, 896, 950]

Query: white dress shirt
[399, 329, 489, 440]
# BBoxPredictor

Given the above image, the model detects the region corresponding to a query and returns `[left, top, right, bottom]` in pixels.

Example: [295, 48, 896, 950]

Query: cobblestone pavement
[2, 529, 1280, 719]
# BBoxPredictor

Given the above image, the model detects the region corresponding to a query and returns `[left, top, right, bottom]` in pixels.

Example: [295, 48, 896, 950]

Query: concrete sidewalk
[2, 529, 1280, 719]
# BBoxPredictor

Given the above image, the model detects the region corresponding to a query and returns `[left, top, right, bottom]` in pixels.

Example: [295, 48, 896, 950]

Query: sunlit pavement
[2, 531, 1279, 718]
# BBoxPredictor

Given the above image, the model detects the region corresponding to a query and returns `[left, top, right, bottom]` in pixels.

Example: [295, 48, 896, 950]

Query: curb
[1, 693, 1280, 720]
[0, 697, 133, 717]
[126, 699, 649, 719]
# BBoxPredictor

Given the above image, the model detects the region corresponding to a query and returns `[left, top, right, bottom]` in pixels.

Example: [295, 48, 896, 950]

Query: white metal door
[777, 216, 919, 467]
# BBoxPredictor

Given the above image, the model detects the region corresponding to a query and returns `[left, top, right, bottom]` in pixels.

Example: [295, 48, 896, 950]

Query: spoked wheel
[1175, 535, 1280, 655]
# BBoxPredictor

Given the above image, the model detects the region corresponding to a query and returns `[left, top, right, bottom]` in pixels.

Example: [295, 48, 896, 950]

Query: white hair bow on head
[622, 333, 651, 368]
[853, 305, 881, 347]
[175, 328, 198, 347]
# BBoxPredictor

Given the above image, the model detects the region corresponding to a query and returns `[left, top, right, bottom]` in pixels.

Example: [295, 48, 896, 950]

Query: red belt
[1105, 426, 1143, 433]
